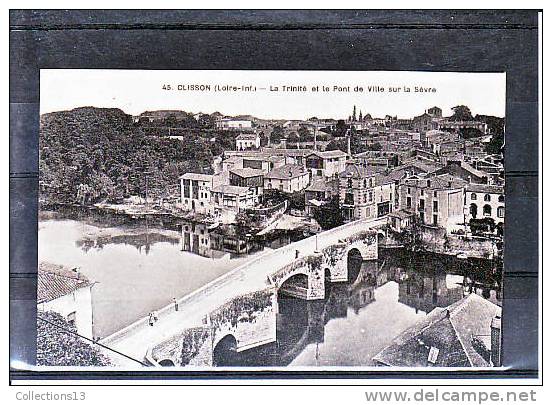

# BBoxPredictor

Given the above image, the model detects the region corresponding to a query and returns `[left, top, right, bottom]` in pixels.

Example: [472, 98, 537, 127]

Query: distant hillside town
[40, 103, 504, 255]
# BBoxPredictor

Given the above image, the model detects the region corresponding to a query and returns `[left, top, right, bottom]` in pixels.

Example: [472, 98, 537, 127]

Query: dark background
[9, 10, 540, 381]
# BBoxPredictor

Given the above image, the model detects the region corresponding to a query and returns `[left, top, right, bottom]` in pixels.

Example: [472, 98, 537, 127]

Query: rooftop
[339, 163, 384, 179]
[229, 167, 265, 178]
[38, 262, 93, 304]
[466, 183, 504, 194]
[308, 150, 349, 159]
[388, 209, 415, 220]
[236, 133, 258, 140]
[306, 178, 336, 193]
[373, 294, 501, 367]
[403, 173, 467, 190]
[211, 184, 250, 195]
[179, 172, 213, 182]
[265, 164, 308, 180]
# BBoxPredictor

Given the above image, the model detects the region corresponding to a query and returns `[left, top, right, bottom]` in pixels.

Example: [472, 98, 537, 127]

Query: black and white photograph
[35, 69, 507, 369]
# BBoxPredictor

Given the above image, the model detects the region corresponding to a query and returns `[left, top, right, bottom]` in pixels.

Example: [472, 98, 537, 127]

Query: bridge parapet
[150, 288, 277, 366]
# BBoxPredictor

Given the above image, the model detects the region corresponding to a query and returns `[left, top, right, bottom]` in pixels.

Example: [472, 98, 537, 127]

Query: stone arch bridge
[100, 217, 386, 367]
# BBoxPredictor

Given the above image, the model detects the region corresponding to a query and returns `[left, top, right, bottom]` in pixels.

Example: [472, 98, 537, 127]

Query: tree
[450, 105, 474, 121]
[37, 311, 111, 366]
[313, 196, 343, 230]
[459, 127, 483, 139]
[269, 125, 284, 144]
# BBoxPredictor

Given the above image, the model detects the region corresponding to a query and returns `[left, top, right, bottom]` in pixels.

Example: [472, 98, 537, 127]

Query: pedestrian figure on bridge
[148, 312, 154, 326]
[295, 249, 300, 259]
[153, 310, 159, 322]
[173, 297, 179, 312]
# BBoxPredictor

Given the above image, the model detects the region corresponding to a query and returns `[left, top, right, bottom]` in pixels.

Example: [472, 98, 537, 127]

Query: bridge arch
[277, 272, 310, 300]
[158, 359, 176, 367]
[213, 334, 238, 367]
[347, 247, 363, 283]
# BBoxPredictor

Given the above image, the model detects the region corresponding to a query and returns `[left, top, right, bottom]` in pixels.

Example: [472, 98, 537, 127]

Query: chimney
[490, 315, 502, 366]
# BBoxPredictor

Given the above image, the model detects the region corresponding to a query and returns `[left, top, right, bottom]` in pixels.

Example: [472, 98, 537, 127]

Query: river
[38, 212, 271, 338]
[39, 210, 501, 366]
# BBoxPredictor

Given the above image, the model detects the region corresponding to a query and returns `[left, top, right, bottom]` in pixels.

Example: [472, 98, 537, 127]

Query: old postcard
[36, 69, 505, 369]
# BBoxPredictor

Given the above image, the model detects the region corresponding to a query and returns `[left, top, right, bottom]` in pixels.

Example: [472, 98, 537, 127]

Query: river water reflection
[38, 211, 271, 338]
[38, 209, 501, 366]
[214, 251, 502, 367]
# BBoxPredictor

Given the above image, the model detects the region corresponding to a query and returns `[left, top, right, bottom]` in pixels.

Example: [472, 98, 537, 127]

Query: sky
[40, 69, 506, 120]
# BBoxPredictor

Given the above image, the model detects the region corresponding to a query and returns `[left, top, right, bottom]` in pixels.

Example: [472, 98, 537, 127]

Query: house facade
[37, 263, 94, 339]
[465, 183, 505, 225]
[229, 168, 264, 203]
[211, 184, 258, 214]
[235, 133, 261, 150]
[216, 118, 253, 131]
[339, 162, 395, 222]
[180, 173, 217, 214]
[306, 150, 348, 179]
[264, 164, 310, 193]
[398, 174, 466, 232]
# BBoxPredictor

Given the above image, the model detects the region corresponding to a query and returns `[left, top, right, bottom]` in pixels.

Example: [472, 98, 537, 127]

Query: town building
[216, 118, 253, 131]
[373, 294, 502, 367]
[427, 106, 443, 118]
[180, 173, 219, 214]
[339, 162, 396, 221]
[228, 168, 264, 203]
[433, 161, 489, 185]
[211, 184, 258, 214]
[398, 174, 466, 232]
[438, 120, 489, 134]
[37, 263, 95, 339]
[412, 112, 440, 132]
[465, 183, 505, 225]
[304, 178, 338, 216]
[242, 155, 286, 173]
[235, 133, 261, 150]
[305, 150, 348, 179]
[264, 164, 310, 193]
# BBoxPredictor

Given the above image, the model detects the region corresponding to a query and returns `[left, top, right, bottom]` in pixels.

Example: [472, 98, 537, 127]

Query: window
[483, 204, 492, 216]
[434, 191, 437, 198]
[484, 194, 491, 202]
[471, 193, 477, 200]
[433, 201, 438, 212]
[347, 178, 353, 188]
[498, 206, 505, 218]
[419, 199, 425, 210]
[407, 187, 411, 195]
[363, 179, 367, 188]
[498, 195, 505, 203]
[421, 189, 424, 196]
[433, 214, 438, 226]
[406, 197, 412, 209]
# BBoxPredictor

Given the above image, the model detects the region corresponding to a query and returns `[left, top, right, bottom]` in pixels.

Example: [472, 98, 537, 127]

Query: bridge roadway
[100, 216, 387, 367]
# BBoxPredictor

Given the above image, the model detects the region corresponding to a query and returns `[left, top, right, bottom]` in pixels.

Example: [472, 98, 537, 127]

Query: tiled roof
[388, 209, 415, 220]
[179, 172, 213, 182]
[373, 294, 501, 367]
[229, 168, 265, 178]
[403, 174, 467, 190]
[38, 263, 92, 304]
[339, 163, 383, 178]
[211, 184, 250, 195]
[265, 164, 308, 180]
[236, 133, 258, 140]
[466, 183, 504, 194]
[306, 178, 335, 193]
[308, 150, 348, 159]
